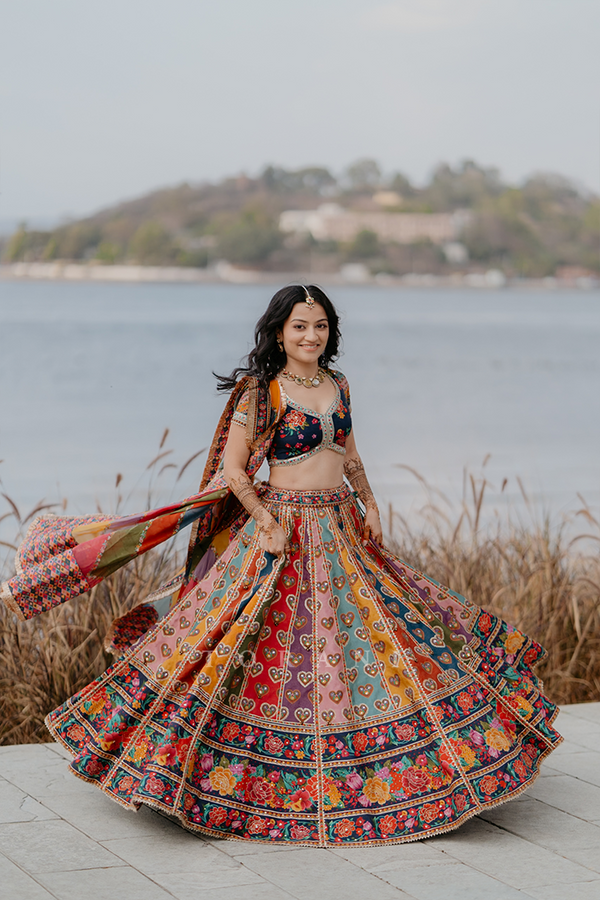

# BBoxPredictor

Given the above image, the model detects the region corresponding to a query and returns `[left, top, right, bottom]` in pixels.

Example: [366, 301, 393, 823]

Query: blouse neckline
[277, 373, 340, 420]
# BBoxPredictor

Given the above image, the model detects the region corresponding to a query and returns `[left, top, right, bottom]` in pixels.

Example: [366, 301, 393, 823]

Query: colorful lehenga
[1, 370, 562, 847]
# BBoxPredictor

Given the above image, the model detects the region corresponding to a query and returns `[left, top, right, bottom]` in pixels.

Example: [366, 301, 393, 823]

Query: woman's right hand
[258, 517, 290, 557]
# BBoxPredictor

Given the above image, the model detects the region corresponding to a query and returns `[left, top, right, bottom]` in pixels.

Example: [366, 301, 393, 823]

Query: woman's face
[279, 301, 329, 369]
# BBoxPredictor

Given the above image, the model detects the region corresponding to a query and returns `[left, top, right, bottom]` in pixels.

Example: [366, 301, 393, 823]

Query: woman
[2, 285, 561, 847]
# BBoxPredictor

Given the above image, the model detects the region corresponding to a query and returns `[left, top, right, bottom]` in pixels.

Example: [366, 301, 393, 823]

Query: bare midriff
[268, 447, 345, 491]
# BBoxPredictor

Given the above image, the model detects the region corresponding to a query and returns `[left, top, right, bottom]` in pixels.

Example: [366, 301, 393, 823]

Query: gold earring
[277, 339, 284, 352]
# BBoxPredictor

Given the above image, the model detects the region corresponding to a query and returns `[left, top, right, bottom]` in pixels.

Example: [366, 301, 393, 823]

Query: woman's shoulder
[327, 367, 351, 393]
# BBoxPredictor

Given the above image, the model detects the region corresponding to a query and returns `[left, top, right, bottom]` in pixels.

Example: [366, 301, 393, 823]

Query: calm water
[1, 281, 599, 539]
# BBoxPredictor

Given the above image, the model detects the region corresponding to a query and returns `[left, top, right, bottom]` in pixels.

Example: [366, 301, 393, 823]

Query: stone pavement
[1, 704, 599, 900]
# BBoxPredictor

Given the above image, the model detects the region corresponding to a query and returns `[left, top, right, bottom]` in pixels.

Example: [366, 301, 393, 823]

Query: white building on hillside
[279, 204, 471, 245]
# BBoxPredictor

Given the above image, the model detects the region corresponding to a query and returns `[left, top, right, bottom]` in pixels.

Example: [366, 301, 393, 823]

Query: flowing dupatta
[0, 378, 286, 641]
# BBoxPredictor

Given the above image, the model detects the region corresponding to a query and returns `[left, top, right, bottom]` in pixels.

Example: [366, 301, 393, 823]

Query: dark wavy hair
[214, 284, 341, 391]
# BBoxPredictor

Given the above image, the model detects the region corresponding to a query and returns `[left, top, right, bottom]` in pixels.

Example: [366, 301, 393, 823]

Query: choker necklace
[280, 368, 326, 388]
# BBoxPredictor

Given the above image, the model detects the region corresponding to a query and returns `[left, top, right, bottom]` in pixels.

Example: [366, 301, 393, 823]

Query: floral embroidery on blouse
[232, 390, 250, 428]
[268, 375, 352, 467]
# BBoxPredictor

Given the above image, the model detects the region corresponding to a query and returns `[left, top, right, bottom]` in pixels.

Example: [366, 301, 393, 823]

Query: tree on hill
[129, 222, 176, 265]
[344, 158, 382, 192]
[216, 205, 281, 265]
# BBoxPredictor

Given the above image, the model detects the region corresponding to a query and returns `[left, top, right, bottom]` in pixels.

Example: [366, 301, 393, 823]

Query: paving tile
[561, 704, 600, 725]
[330, 841, 448, 871]
[0, 852, 56, 900]
[208, 837, 299, 856]
[549, 739, 589, 758]
[480, 797, 600, 854]
[36, 866, 175, 900]
[561, 845, 600, 875]
[0, 750, 82, 798]
[544, 751, 600, 789]
[43, 741, 72, 760]
[100, 830, 243, 875]
[538, 764, 563, 777]
[379, 860, 529, 899]
[239, 848, 415, 899]
[429, 816, 597, 889]
[552, 715, 600, 752]
[528, 773, 600, 822]
[151, 869, 267, 895]
[0, 781, 59, 824]
[0, 743, 55, 759]
[523, 880, 600, 900]
[37, 786, 179, 841]
[151, 878, 297, 900]
[0, 820, 126, 873]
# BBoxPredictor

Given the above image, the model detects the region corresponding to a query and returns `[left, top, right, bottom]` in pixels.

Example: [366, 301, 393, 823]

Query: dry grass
[0, 546, 178, 745]
[386, 468, 600, 705]
[1, 467, 599, 746]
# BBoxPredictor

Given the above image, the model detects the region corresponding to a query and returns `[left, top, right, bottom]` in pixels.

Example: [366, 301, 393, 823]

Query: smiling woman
[1, 283, 562, 848]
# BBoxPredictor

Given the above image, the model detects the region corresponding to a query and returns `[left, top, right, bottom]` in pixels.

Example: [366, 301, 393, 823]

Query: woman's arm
[223, 422, 289, 556]
[344, 429, 383, 545]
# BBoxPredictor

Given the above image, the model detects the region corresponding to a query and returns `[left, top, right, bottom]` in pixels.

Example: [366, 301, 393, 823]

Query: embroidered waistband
[259, 484, 351, 506]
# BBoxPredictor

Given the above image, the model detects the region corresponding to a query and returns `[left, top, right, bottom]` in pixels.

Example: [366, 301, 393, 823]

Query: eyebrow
[290, 317, 329, 323]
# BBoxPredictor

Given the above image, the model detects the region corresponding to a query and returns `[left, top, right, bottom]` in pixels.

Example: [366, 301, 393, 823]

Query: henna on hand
[229, 473, 273, 531]
[344, 456, 378, 512]
[228, 473, 289, 555]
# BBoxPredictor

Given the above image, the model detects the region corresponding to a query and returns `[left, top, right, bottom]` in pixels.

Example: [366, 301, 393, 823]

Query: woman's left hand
[363, 506, 383, 546]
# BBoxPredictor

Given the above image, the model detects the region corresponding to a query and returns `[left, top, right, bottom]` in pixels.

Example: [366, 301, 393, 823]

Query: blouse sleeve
[232, 388, 250, 428]
[337, 372, 351, 414]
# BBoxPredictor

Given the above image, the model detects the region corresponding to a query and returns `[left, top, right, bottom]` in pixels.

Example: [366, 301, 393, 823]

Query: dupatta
[0, 377, 285, 634]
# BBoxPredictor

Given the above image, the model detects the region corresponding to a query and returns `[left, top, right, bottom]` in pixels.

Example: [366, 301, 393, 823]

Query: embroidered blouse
[232, 372, 352, 467]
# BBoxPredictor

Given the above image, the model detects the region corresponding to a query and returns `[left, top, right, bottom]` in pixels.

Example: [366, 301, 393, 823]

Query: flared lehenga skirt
[46, 485, 561, 847]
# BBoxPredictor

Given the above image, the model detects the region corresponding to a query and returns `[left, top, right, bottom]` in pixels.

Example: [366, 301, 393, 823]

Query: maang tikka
[303, 286, 315, 309]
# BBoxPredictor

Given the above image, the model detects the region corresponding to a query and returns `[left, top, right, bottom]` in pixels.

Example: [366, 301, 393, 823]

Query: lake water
[1, 280, 599, 543]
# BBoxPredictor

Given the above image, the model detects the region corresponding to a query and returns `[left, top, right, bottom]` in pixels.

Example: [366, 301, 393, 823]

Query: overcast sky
[1, 0, 599, 222]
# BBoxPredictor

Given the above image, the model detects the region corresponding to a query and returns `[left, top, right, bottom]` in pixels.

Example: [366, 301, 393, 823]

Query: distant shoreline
[1, 261, 598, 291]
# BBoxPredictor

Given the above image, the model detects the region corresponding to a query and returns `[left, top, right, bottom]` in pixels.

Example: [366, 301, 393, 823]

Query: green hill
[3, 160, 599, 277]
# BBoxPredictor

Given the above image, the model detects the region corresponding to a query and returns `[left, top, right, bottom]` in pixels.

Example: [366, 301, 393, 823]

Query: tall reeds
[0, 543, 178, 746]
[1, 466, 598, 746]
[386, 468, 600, 705]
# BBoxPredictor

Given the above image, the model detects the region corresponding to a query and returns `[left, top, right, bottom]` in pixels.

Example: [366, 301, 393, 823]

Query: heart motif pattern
[114, 498, 507, 775]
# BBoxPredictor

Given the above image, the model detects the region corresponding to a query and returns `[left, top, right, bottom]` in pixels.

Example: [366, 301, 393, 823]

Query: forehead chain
[302, 285, 315, 309]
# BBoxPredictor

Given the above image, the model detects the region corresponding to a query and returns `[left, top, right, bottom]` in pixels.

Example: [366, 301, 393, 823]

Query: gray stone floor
[1, 704, 599, 900]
